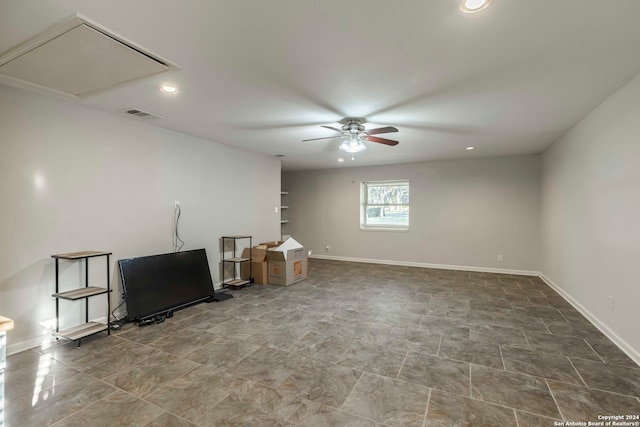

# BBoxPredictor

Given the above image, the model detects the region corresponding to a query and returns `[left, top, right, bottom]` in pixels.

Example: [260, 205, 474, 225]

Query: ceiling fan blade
[302, 125, 345, 142]
[367, 135, 399, 146]
[321, 125, 343, 132]
[231, 120, 329, 130]
[302, 135, 345, 142]
[365, 126, 399, 135]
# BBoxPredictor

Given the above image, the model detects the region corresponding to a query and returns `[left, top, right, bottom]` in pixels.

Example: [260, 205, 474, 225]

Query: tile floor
[4, 259, 640, 426]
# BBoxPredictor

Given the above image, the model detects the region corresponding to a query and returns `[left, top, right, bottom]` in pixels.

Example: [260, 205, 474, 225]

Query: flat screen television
[118, 249, 216, 321]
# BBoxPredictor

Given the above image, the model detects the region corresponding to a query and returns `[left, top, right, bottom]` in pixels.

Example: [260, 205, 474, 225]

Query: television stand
[138, 314, 167, 327]
[213, 292, 233, 302]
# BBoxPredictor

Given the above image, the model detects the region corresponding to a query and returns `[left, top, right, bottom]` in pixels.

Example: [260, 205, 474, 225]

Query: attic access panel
[0, 16, 175, 97]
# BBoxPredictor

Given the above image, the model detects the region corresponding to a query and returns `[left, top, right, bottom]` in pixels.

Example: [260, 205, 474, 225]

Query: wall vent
[122, 108, 163, 119]
[0, 14, 178, 98]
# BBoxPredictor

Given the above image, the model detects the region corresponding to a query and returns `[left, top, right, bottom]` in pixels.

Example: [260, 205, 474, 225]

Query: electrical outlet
[174, 200, 180, 207]
[275, 206, 278, 213]
[608, 296, 614, 311]
[497, 254, 504, 262]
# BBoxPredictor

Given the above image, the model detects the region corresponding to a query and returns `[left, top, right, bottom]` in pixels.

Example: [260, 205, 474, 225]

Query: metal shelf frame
[51, 251, 112, 347]
[221, 236, 253, 289]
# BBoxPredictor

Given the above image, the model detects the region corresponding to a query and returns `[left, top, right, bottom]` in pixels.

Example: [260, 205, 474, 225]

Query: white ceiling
[2, 1, 640, 171]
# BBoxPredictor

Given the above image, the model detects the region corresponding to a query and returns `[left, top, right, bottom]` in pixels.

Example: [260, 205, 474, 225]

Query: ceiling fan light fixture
[460, 0, 493, 13]
[338, 137, 366, 154]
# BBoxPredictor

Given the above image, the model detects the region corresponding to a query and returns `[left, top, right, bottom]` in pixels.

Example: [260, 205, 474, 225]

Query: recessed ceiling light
[337, 158, 345, 163]
[160, 84, 178, 94]
[466, 146, 475, 150]
[460, 0, 493, 14]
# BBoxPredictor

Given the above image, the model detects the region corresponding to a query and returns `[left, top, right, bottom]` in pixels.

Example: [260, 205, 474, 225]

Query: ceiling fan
[303, 118, 399, 153]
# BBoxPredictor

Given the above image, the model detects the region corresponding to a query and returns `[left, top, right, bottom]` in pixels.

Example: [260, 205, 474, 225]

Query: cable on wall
[110, 298, 127, 324]
[173, 203, 185, 252]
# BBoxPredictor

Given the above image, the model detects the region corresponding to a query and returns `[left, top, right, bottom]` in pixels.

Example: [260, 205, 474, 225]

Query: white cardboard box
[267, 238, 308, 286]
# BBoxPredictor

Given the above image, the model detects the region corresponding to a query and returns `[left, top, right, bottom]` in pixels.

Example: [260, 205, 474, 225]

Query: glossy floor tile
[287, 399, 376, 427]
[397, 352, 470, 396]
[500, 346, 583, 385]
[103, 351, 199, 398]
[5, 259, 639, 426]
[570, 357, 640, 398]
[278, 359, 362, 408]
[547, 380, 640, 422]
[51, 390, 160, 427]
[425, 389, 517, 426]
[471, 364, 562, 419]
[438, 336, 503, 369]
[341, 372, 431, 426]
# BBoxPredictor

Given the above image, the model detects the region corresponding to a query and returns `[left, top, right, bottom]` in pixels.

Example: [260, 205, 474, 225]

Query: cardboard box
[259, 241, 284, 249]
[267, 238, 308, 286]
[240, 247, 268, 285]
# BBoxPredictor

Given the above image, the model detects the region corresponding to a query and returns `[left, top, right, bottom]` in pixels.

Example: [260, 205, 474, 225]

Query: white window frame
[360, 180, 410, 231]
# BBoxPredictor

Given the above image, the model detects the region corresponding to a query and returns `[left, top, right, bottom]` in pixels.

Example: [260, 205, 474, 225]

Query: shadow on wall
[0, 259, 56, 348]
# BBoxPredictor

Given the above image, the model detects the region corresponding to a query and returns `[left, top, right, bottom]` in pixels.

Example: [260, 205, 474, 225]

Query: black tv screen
[119, 249, 215, 321]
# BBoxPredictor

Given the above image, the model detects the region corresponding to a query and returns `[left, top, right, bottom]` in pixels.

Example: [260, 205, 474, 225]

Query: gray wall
[0, 85, 281, 354]
[283, 154, 541, 273]
[541, 72, 640, 360]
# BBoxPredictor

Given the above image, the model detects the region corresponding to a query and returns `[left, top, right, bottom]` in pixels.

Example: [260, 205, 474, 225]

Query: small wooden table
[1, 315, 14, 427]
[0, 316, 14, 333]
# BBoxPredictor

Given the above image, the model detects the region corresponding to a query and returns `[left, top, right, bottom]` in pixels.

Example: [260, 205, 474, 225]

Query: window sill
[360, 226, 409, 232]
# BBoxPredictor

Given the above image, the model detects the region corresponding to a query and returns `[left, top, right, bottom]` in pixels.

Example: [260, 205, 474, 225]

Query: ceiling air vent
[0, 14, 178, 98]
[122, 108, 163, 119]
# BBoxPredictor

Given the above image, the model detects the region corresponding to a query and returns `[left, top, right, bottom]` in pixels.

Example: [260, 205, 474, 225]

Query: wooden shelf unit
[224, 257, 250, 263]
[221, 236, 252, 290]
[53, 286, 109, 300]
[223, 279, 251, 288]
[56, 321, 107, 341]
[281, 191, 290, 240]
[51, 250, 112, 346]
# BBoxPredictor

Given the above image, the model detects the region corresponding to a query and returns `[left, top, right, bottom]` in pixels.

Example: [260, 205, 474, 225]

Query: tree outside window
[361, 180, 409, 230]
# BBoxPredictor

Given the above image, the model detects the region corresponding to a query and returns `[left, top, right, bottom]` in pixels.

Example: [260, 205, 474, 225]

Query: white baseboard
[7, 315, 111, 356]
[539, 273, 640, 367]
[7, 335, 56, 356]
[309, 254, 540, 276]
[6, 287, 231, 356]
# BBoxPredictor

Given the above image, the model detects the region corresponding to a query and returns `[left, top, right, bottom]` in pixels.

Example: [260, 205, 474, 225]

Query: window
[361, 180, 409, 230]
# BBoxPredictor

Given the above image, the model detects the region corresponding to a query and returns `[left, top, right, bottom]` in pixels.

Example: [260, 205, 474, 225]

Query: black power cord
[174, 204, 185, 252]
[109, 298, 127, 326]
